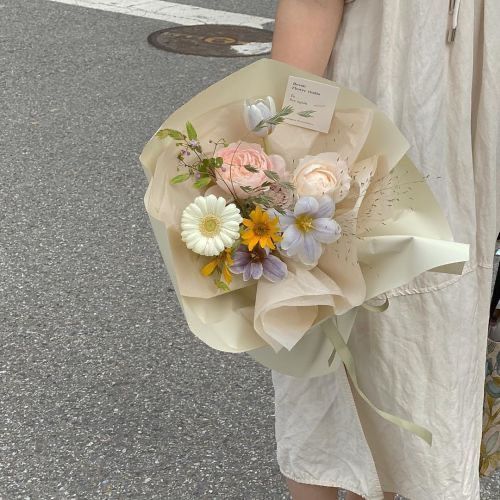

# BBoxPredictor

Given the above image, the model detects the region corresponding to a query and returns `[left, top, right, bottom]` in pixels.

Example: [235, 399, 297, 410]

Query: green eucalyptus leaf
[186, 121, 197, 140]
[193, 176, 213, 189]
[156, 128, 185, 140]
[170, 173, 191, 184]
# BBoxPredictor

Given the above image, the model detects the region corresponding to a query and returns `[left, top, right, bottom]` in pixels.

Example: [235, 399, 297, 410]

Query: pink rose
[215, 142, 286, 199]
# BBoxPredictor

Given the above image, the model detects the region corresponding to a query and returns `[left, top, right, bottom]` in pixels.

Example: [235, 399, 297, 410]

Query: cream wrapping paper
[140, 59, 469, 443]
[141, 57, 468, 360]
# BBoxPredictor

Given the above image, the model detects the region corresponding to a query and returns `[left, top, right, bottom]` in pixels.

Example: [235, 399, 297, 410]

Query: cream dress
[272, 1, 500, 499]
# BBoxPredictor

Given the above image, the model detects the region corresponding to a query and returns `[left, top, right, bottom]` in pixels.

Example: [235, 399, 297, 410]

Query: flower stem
[263, 136, 270, 155]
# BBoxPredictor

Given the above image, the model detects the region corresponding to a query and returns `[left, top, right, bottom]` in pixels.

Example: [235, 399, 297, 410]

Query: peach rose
[292, 152, 351, 203]
[215, 142, 286, 199]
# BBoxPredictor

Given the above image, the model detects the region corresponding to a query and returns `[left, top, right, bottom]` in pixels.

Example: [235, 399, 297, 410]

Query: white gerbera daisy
[181, 194, 242, 256]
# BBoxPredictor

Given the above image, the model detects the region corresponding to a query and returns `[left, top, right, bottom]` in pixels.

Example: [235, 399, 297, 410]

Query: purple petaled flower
[276, 196, 341, 266]
[188, 139, 200, 148]
[230, 245, 287, 282]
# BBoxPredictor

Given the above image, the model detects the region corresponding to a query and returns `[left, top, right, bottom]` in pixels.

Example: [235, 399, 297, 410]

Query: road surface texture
[1, 0, 499, 498]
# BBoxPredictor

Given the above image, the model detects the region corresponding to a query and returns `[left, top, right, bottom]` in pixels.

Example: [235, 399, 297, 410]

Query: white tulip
[243, 96, 276, 137]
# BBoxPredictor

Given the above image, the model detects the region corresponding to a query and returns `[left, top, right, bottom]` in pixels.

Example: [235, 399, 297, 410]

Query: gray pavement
[1, 0, 499, 498]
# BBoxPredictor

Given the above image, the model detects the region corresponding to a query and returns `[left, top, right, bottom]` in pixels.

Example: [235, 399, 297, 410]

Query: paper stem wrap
[140, 59, 469, 446]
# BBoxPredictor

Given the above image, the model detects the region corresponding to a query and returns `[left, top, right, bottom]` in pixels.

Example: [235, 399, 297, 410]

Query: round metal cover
[147, 24, 273, 58]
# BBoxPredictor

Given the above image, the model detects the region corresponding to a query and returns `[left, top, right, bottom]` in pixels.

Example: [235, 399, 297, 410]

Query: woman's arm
[271, 0, 344, 77]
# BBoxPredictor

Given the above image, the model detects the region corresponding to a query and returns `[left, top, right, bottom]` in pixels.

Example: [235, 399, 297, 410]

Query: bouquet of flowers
[141, 59, 469, 444]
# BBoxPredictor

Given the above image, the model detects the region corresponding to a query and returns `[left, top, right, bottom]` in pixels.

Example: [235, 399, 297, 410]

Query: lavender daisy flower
[277, 196, 342, 266]
[231, 245, 287, 282]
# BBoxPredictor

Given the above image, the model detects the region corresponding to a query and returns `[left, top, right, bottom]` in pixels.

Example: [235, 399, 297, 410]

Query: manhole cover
[147, 24, 273, 58]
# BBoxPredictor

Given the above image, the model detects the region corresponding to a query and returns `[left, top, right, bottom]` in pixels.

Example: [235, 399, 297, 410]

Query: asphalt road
[1, 0, 499, 499]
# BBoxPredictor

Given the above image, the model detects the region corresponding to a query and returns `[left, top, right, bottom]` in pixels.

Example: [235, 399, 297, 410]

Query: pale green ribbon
[325, 298, 433, 446]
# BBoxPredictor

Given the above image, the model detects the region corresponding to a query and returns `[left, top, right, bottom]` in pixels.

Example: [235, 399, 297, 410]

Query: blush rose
[292, 152, 351, 203]
[215, 142, 286, 199]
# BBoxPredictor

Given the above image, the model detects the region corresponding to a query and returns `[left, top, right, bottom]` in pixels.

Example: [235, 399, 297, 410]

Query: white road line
[231, 41, 272, 56]
[44, 0, 273, 28]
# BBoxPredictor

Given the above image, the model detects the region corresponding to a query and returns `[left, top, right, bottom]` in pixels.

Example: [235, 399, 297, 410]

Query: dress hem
[280, 467, 429, 500]
[279, 467, 383, 500]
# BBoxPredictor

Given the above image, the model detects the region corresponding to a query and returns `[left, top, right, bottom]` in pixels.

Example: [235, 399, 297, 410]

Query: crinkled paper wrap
[140, 58, 469, 378]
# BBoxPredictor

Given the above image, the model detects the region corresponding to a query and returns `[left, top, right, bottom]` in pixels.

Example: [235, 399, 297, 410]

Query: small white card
[282, 76, 339, 133]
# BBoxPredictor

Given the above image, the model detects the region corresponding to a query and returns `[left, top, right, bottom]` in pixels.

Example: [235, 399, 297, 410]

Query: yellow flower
[200, 248, 234, 284]
[201, 259, 218, 277]
[241, 205, 282, 251]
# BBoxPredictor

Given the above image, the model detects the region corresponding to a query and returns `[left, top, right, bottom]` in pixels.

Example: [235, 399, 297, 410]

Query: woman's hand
[271, 0, 345, 77]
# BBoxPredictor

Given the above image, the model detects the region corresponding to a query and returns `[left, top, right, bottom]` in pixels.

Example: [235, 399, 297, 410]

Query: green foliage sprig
[155, 105, 302, 216]
[155, 121, 229, 191]
[252, 106, 316, 132]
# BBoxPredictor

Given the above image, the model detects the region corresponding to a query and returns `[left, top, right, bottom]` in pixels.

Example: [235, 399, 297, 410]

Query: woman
[270, 1, 500, 499]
